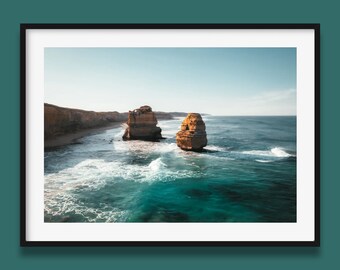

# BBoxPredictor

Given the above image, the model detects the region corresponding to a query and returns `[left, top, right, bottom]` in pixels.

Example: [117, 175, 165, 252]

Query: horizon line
[44, 103, 296, 117]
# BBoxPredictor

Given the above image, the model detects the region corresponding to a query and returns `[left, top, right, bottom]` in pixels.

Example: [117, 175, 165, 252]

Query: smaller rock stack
[176, 113, 207, 151]
[123, 105, 163, 141]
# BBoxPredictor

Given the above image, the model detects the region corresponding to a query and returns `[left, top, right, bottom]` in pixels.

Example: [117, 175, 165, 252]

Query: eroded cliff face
[123, 105, 162, 141]
[176, 113, 207, 151]
[44, 103, 126, 139]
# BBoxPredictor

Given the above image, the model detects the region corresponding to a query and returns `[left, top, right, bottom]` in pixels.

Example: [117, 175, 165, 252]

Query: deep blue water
[44, 116, 296, 222]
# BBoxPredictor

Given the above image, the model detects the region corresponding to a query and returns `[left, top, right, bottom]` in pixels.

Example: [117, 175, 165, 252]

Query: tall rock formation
[123, 105, 163, 141]
[176, 113, 207, 151]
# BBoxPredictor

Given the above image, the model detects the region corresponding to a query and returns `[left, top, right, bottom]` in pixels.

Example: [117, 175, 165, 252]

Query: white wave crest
[255, 159, 274, 163]
[114, 128, 125, 139]
[242, 147, 294, 158]
[45, 155, 203, 191]
[270, 147, 292, 157]
[148, 158, 167, 171]
[204, 145, 227, 152]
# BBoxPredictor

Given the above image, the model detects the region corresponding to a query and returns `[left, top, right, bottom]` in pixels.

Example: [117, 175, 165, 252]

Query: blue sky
[45, 48, 296, 115]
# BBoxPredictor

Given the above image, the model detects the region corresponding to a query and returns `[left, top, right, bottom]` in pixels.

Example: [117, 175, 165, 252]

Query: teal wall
[0, 0, 337, 269]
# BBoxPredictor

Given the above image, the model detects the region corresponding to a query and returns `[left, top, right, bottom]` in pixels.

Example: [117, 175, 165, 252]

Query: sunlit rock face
[44, 103, 125, 139]
[123, 105, 163, 141]
[176, 113, 207, 151]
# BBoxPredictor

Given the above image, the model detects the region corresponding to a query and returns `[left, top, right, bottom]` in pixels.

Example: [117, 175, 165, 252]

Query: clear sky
[45, 48, 296, 115]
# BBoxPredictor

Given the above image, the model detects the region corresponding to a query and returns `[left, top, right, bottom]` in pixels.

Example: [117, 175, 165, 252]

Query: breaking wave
[44, 116, 297, 222]
[255, 159, 274, 163]
[242, 147, 294, 158]
[204, 145, 228, 152]
[148, 157, 167, 171]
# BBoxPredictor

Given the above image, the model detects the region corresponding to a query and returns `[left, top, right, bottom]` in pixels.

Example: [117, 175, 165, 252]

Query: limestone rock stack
[123, 105, 163, 141]
[176, 113, 207, 151]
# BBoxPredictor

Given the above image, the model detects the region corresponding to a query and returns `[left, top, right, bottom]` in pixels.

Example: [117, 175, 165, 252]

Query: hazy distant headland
[44, 103, 188, 148]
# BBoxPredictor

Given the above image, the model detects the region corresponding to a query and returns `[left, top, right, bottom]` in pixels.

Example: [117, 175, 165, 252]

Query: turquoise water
[44, 116, 296, 222]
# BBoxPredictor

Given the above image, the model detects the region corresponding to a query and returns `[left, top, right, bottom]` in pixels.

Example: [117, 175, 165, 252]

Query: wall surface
[0, 0, 338, 269]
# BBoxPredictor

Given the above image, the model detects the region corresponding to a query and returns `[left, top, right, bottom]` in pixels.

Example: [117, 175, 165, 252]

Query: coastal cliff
[176, 113, 207, 151]
[123, 105, 163, 141]
[44, 103, 187, 147]
[44, 103, 126, 140]
[154, 111, 187, 120]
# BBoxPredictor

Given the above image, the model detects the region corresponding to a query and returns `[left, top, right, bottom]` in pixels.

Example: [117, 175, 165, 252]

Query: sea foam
[44, 116, 297, 223]
[242, 147, 293, 158]
[148, 158, 167, 171]
[204, 145, 227, 152]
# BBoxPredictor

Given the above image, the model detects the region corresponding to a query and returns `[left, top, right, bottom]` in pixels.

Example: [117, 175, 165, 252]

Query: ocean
[44, 116, 296, 222]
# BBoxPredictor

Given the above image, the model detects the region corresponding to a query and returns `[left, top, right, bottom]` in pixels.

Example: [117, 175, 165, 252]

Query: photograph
[43, 47, 297, 223]
[22, 25, 318, 244]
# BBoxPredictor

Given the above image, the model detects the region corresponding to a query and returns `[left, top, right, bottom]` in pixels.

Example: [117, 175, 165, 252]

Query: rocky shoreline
[44, 103, 188, 149]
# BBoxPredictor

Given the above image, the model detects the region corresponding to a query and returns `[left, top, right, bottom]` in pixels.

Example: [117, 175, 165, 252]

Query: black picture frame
[21, 23, 320, 247]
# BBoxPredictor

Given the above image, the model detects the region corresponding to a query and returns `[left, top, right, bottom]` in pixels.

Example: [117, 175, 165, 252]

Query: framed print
[21, 24, 320, 246]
